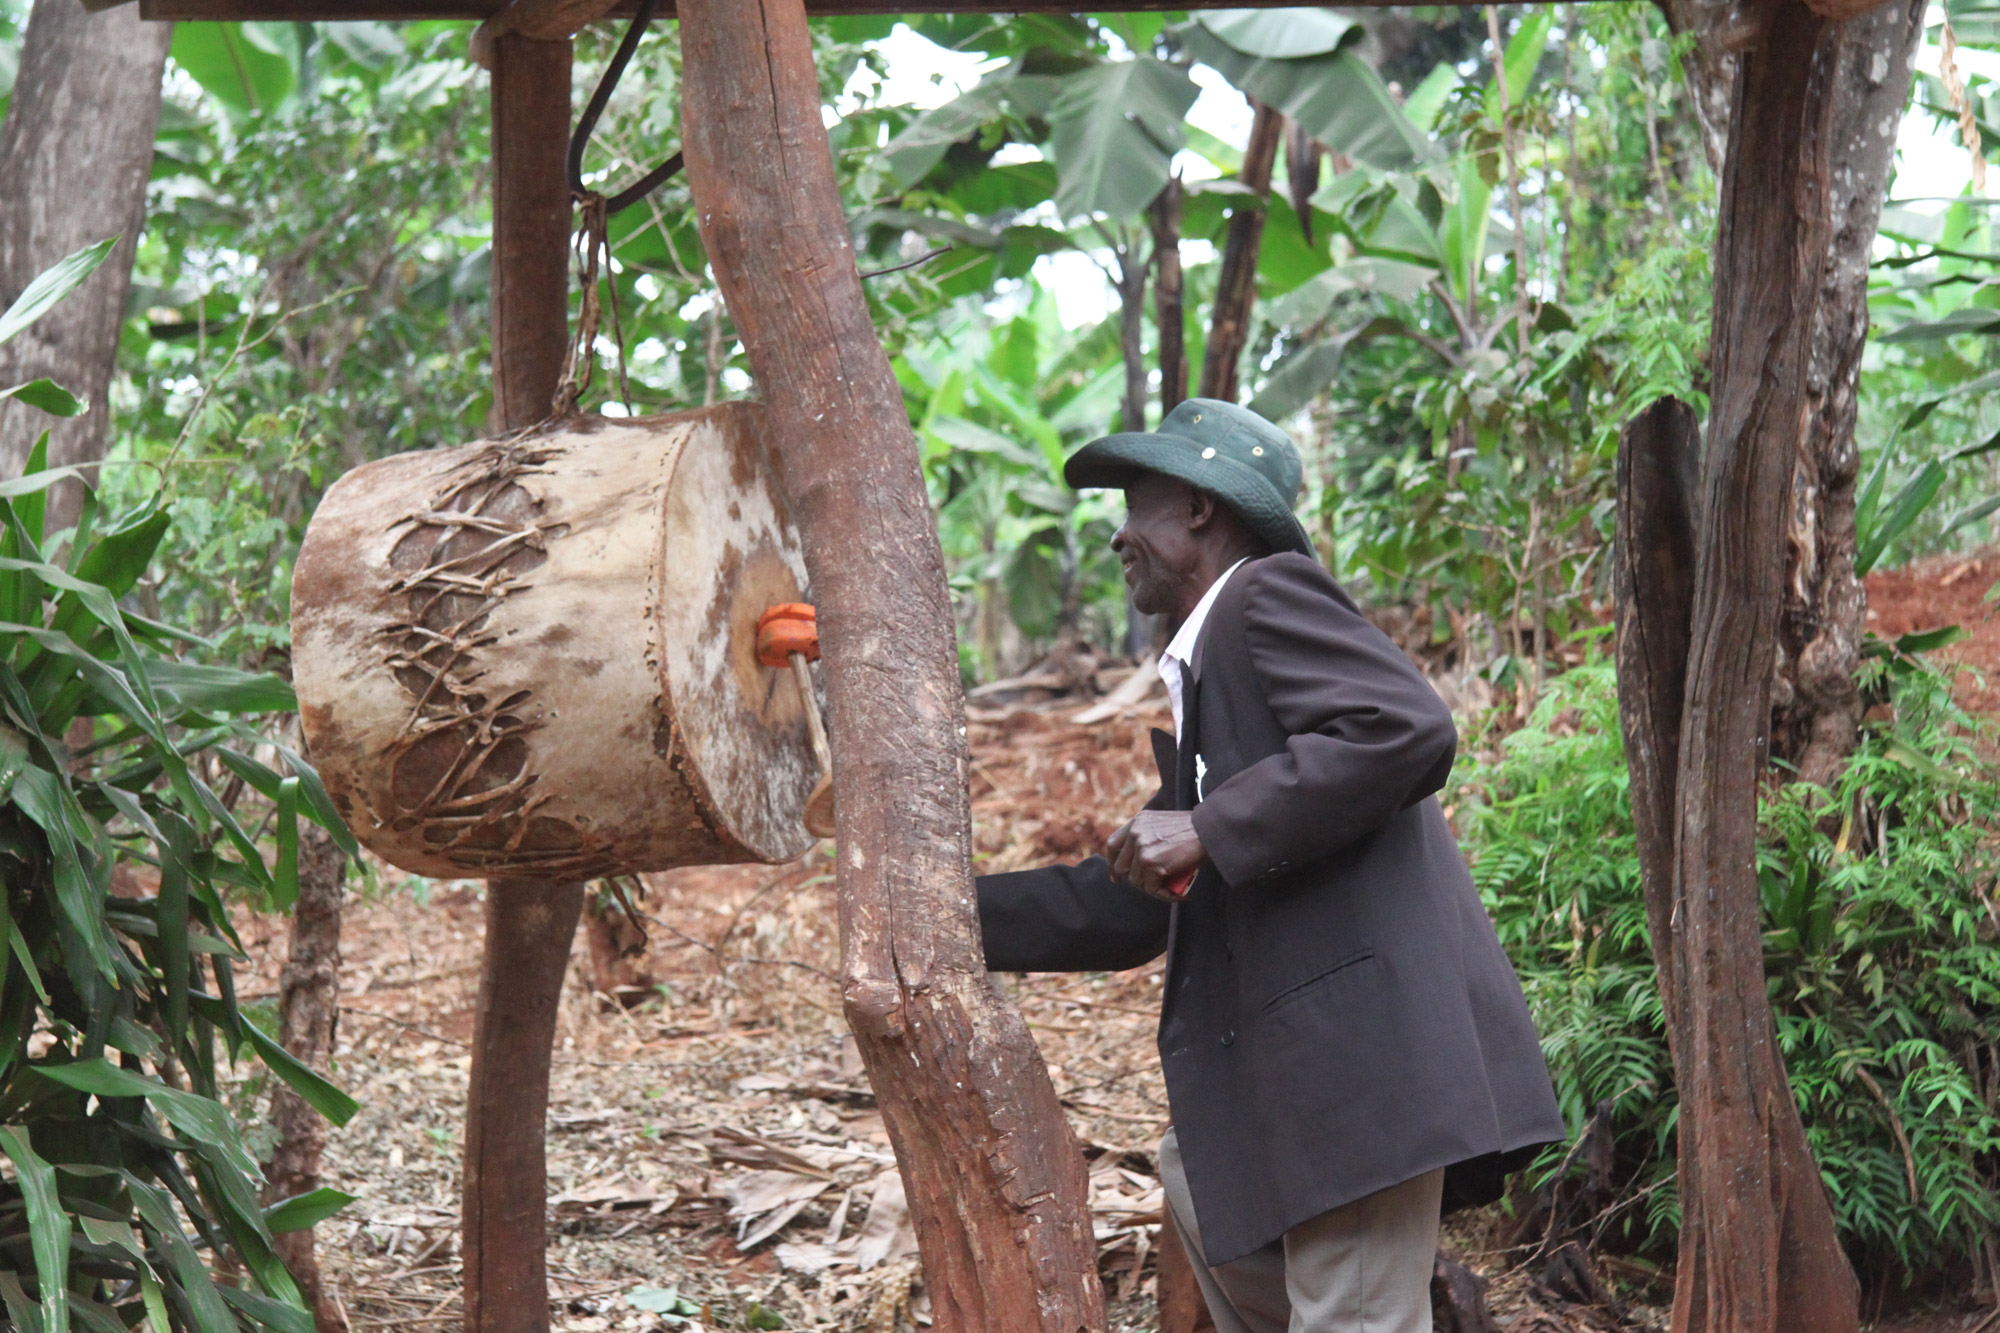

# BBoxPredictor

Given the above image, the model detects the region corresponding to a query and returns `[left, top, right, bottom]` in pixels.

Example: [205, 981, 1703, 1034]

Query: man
[976, 399, 1564, 1333]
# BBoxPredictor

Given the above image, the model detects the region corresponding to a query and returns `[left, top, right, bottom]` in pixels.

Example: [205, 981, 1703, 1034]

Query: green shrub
[0, 244, 357, 1332]
[1454, 654, 2000, 1282]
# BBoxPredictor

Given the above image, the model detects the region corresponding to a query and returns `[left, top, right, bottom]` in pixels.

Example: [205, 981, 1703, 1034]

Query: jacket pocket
[1258, 948, 1376, 1016]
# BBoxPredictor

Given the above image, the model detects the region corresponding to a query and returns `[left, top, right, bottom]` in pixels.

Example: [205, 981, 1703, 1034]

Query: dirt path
[228, 676, 1993, 1331]
[230, 703, 1188, 1332]
[1866, 549, 2000, 714]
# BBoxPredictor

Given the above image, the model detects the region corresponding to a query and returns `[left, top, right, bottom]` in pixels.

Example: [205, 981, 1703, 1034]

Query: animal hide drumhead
[291, 404, 821, 880]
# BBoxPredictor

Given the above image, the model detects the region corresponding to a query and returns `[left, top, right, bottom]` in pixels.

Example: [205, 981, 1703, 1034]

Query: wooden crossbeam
[139, 0, 1470, 22]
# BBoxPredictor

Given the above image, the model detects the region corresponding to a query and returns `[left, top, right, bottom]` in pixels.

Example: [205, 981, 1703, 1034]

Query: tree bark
[1431, 1252, 1501, 1333]
[462, 877, 584, 1333]
[1115, 238, 1149, 434]
[1614, 396, 1700, 1024]
[263, 826, 348, 1333]
[1614, 396, 1709, 1323]
[1150, 179, 1187, 416]
[460, 35, 578, 1333]
[1652, 0, 1740, 178]
[1199, 101, 1281, 404]
[678, 4, 1103, 1329]
[488, 35, 573, 433]
[1659, 7, 1860, 1329]
[1774, 0, 1925, 788]
[0, 0, 169, 527]
[1155, 1223, 1216, 1333]
[1660, 0, 1921, 793]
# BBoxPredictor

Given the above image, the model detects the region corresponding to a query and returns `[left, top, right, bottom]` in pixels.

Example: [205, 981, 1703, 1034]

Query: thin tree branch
[858, 245, 953, 280]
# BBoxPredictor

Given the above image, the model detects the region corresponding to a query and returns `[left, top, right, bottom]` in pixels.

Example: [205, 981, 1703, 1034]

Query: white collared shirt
[1160, 558, 1247, 741]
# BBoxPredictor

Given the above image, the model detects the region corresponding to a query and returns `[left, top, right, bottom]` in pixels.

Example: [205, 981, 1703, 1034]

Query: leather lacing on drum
[377, 438, 618, 878]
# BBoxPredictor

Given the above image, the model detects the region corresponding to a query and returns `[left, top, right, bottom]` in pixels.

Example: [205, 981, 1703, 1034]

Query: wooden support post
[462, 878, 585, 1333]
[490, 33, 573, 431]
[463, 33, 578, 1333]
[677, 3, 1105, 1329]
[1617, 6, 1862, 1330]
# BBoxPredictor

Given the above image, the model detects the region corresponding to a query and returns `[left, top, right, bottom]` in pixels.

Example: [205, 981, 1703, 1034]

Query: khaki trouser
[1158, 1130, 1443, 1333]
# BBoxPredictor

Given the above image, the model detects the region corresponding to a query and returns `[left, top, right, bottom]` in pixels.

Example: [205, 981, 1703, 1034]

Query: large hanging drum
[290, 404, 821, 881]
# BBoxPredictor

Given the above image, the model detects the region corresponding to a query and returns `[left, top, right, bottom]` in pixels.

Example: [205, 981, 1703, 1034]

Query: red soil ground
[1865, 549, 2000, 714]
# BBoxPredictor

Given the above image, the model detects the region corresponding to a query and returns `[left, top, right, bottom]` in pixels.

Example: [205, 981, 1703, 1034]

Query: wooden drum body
[291, 404, 820, 880]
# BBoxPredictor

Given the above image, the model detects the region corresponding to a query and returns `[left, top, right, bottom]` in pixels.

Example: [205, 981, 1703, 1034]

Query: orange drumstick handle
[759, 604, 835, 801]
[757, 602, 820, 667]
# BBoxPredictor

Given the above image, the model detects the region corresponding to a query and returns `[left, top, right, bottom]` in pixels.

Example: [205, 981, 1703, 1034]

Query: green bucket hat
[1063, 398, 1316, 559]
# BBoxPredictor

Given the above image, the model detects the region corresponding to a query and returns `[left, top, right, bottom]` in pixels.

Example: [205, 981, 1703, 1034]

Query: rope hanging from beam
[566, 0, 683, 215]
[553, 0, 683, 416]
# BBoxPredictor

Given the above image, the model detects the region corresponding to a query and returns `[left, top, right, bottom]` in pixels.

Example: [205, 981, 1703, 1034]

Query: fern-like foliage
[1453, 655, 2000, 1283]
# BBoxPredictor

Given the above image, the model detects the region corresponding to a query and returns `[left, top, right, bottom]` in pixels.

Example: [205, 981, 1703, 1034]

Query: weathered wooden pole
[265, 826, 350, 1333]
[488, 34, 573, 432]
[460, 32, 582, 1333]
[677, 4, 1105, 1328]
[1616, 5, 1862, 1330]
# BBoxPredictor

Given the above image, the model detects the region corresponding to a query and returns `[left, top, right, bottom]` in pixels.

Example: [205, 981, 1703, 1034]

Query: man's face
[1112, 473, 1203, 618]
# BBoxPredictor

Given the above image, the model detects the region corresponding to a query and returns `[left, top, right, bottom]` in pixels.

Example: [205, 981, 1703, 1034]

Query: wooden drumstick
[757, 603, 835, 837]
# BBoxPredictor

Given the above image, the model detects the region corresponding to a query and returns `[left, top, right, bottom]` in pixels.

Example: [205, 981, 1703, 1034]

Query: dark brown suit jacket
[976, 552, 1563, 1264]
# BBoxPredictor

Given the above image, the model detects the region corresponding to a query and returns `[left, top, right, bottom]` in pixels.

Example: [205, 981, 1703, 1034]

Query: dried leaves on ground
[222, 693, 1694, 1332]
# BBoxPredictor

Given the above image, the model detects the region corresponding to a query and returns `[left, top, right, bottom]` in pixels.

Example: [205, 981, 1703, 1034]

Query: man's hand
[1107, 811, 1206, 902]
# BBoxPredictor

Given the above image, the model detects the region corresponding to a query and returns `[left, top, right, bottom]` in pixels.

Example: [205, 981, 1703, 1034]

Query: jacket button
[1220, 1029, 1235, 1048]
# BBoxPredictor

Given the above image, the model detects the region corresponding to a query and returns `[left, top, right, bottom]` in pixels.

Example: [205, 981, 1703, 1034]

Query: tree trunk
[1641, 7, 1860, 1329]
[1155, 1225, 1216, 1333]
[263, 826, 348, 1333]
[459, 35, 579, 1333]
[1775, 0, 1925, 788]
[677, 4, 1104, 1331]
[1133, 182, 1185, 656]
[1652, 0, 1739, 178]
[1614, 396, 1700, 1024]
[1283, 117, 1322, 247]
[1199, 101, 1281, 404]
[1432, 1252, 1501, 1333]
[1116, 240, 1149, 434]
[1614, 397, 1709, 1322]
[1660, 0, 1922, 793]
[1150, 179, 1187, 416]
[0, 0, 169, 528]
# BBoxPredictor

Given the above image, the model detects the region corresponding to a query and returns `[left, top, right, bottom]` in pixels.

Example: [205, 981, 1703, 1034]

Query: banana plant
[879, 10, 1424, 248]
[1306, 9, 1550, 313]
[1173, 11, 1432, 176]
[169, 23, 299, 115]
[0, 242, 356, 1333]
[899, 291, 1127, 670]
[1249, 11, 1554, 419]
